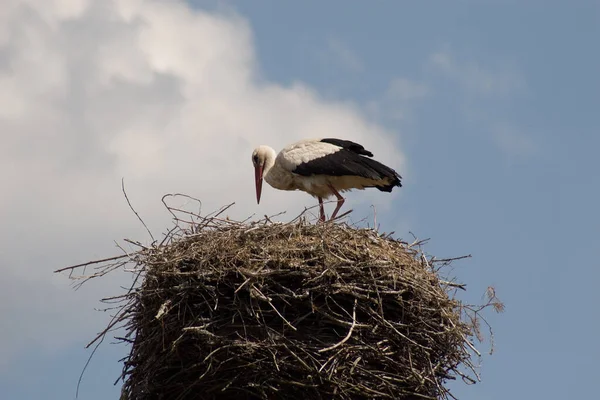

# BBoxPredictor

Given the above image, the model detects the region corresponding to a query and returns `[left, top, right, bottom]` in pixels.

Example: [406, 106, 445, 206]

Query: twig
[329, 209, 353, 222]
[76, 329, 107, 399]
[122, 178, 155, 243]
[250, 285, 297, 331]
[431, 255, 472, 263]
[371, 204, 378, 231]
[53, 254, 128, 273]
[319, 299, 358, 353]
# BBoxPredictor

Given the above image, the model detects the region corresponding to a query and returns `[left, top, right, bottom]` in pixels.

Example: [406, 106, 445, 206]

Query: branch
[319, 298, 358, 353]
[122, 178, 155, 243]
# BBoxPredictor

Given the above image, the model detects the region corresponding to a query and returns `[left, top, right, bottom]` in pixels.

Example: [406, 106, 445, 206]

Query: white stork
[252, 138, 402, 222]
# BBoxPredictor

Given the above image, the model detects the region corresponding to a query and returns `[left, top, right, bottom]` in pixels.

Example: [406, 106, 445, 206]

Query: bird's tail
[361, 158, 402, 191]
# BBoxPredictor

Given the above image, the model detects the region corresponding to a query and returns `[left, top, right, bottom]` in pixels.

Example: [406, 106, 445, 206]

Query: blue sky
[1, 1, 598, 399]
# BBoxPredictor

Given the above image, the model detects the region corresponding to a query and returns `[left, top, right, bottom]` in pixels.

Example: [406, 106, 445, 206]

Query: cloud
[0, 0, 405, 365]
[429, 50, 524, 96]
[323, 37, 364, 73]
[427, 49, 533, 158]
[492, 124, 537, 159]
[366, 77, 429, 122]
[386, 78, 429, 102]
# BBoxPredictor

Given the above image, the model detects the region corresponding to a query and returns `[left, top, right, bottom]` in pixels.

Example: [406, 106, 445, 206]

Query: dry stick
[161, 193, 187, 225]
[71, 261, 127, 290]
[431, 254, 472, 263]
[174, 193, 203, 220]
[319, 298, 358, 353]
[122, 178, 155, 243]
[290, 198, 340, 223]
[165, 205, 208, 221]
[76, 329, 108, 399]
[161, 193, 203, 218]
[159, 225, 180, 246]
[196, 203, 235, 231]
[266, 210, 287, 221]
[466, 302, 498, 355]
[318, 348, 344, 373]
[371, 204, 378, 231]
[447, 315, 481, 357]
[76, 279, 138, 397]
[440, 280, 467, 291]
[290, 202, 322, 223]
[53, 254, 129, 273]
[235, 263, 268, 294]
[206, 201, 235, 218]
[259, 289, 297, 332]
[329, 209, 353, 222]
[123, 238, 147, 249]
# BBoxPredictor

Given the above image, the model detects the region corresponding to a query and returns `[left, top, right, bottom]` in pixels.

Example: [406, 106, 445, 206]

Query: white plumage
[252, 138, 402, 222]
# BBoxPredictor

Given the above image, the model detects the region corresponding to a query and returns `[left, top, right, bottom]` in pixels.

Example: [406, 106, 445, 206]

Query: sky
[0, 0, 598, 399]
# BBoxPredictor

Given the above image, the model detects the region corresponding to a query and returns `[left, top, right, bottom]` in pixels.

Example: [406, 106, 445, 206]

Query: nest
[57, 201, 502, 400]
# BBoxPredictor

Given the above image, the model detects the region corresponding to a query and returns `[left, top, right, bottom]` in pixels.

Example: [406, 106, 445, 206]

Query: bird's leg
[328, 185, 345, 221]
[318, 197, 326, 222]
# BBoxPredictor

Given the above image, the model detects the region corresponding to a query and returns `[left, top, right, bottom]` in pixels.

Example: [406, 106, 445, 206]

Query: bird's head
[251, 145, 274, 204]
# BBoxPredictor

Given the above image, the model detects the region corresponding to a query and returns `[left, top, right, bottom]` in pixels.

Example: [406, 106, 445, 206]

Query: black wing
[320, 138, 373, 157]
[292, 139, 402, 190]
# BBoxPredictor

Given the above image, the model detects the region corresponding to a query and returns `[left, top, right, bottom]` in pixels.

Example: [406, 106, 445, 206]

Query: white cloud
[323, 37, 364, 73]
[386, 78, 429, 102]
[366, 77, 429, 122]
[0, 0, 405, 365]
[427, 49, 533, 158]
[429, 50, 524, 96]
[492, 124, 537, 159]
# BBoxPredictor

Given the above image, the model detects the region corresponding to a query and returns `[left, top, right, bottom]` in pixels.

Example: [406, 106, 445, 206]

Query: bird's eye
[253, 155, 258, 163]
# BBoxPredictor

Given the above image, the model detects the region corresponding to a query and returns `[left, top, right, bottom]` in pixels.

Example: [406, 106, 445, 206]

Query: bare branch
[122, 178, 155, 243]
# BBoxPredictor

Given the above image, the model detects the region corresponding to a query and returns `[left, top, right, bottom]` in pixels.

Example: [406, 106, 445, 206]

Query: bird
[252, 138, 402, 222]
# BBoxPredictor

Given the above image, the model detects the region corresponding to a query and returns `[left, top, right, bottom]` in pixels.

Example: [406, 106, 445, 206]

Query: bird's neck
[262, 147, 277, 178]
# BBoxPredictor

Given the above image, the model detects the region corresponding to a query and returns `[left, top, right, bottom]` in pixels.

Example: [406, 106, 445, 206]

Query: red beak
[255, 165, 263, 204]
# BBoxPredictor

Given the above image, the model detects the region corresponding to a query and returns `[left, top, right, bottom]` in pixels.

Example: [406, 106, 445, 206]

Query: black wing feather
[292, 139, 402, 191]
[320, 138, 373, 157]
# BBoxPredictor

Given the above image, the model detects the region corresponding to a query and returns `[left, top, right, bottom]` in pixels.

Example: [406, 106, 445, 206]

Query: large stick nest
[57, 200, 502, 400]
